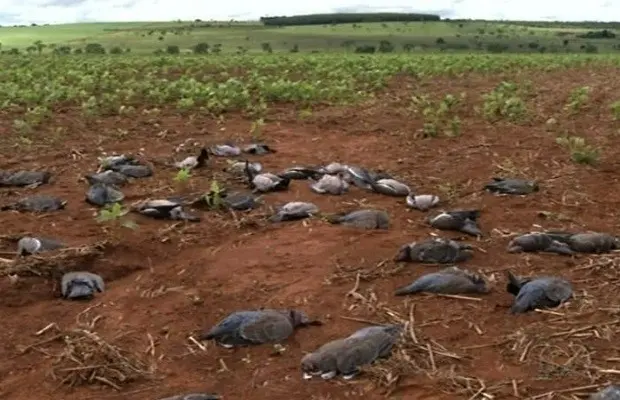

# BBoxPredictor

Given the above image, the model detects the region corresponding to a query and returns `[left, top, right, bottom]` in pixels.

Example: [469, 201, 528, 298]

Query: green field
[1, 17, 619, 55]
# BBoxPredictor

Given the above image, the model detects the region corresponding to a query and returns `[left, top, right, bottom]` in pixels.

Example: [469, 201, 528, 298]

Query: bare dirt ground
[1, 67, 620, 400]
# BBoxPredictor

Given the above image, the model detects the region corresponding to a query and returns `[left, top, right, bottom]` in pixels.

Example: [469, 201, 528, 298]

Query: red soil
[1, 67, 620, 400]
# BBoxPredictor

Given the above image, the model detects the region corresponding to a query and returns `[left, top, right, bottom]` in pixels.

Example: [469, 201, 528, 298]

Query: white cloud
[0, 0, 617, 25]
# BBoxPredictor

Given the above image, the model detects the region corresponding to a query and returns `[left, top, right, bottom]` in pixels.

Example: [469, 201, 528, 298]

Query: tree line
[260, 13, 440, 26]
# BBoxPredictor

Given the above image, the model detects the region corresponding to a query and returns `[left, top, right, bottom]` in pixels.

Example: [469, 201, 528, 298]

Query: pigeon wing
[239, 312, 294, 344]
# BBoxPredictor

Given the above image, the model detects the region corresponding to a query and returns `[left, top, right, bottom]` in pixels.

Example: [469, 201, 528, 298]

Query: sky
[0, 0, 617, 26]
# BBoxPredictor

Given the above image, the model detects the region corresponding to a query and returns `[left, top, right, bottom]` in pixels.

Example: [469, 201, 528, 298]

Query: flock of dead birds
[2, 141, 620, 400]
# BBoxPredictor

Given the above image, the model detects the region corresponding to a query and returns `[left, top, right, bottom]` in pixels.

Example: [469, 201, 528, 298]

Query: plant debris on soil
[3, 65, 620, 400]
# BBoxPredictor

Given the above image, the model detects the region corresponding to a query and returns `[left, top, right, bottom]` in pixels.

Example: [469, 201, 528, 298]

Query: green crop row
[1, 53, 619, 115]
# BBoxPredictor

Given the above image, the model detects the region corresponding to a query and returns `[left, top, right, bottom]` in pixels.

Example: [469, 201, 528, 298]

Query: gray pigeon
[85, 170, 129, 186]
[174, 148, 209, 170]
[319, 162, 347, 175]
[309, 174, 349, 195]
[245, 161, 290, 193]
[200, 309, 319, 348]
[394, 266, 489, 296]
[428, 210, 482, 237]
[210, 143, 241, 157]
[1, 195, 66, 212]
[506, 271, 573, 314]
[484, 177, 539, 195]
[359, 168, 411, 197]
[98, 154, 139, 170]
[278, 166, 323, 180]
[556, 232, 620, 254]
[226, 160, 262, 178]
[269, 202, 319, 222]
[406, 194, 440, 211]
[243, 143, 275, 155]
[0, 170, 51, 187]
[110, 163, 153, 178]
[222, 192, 261, 211]
[590, 385, 620, 400]
[17, 236, 65, 256]
[158, 394, 220, 400]
[507, 233, 574, 255]
[85, 183, 124, 206]
[301, 324, 401, 380]
[133, 199, 200, 222]
[61, 271, 105, 300]
[395, 237, 473, 263]
[327, 209, 389, 230]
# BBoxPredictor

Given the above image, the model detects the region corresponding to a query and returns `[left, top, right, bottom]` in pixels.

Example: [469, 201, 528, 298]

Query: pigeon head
[288, 310, 321, 327]
[17, 237, 41, 256]
[394, 243, 413, 262]
[300, 352, 323, 375]
[529, 181, 540, 192]
[470, 274, 491, 293]
[506, 271, 530, 296]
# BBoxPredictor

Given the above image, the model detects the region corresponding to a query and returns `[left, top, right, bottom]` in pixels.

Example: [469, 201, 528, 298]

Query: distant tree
[166, 45, 180, 54]
[54, 45, 72, 55]
[563, 39, 569, 46]
[192, 42, 210, 54]
[436, 37, 445, 44]
[354, 45, 375, 53]
[84, 43, 106, 54]
[73, 48, 83, 54]
[378, 40, 394, 53]
[158, 36, 164, 41]
[8, 48, 20, 55]
[109, 46, 123, 54]
[583, 44, 598, 53]
[578, 29, 616, 39]
[290, 44, 299, 53]
[211, 43, 222, 54]
[236, 46, 248, 55]
[261, 42, 273, 53]
[26, 46, 36, 54]
[33, 40, 45, 54]
[486, 42, 509, 53]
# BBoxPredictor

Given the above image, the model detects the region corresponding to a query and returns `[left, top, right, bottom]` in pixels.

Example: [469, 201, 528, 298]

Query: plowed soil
[2, 67, 620, 400]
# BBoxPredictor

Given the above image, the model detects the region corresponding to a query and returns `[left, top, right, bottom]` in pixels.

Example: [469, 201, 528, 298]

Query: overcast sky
[0, 0, 616, 25]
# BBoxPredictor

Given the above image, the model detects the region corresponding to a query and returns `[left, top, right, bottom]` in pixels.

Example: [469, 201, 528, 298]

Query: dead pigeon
[85, 183, 124, 206]
[200, 308, 319, 348]
[309, 174, 349, 195]
[243, 143, 275, 155]
[85, 170, 128, 186]
[110, 163, 153, 178]
[506, 271, 573, 314]
[174, 148, 209, 170]
[559, 232, 620, 254]
[269, 202, 319, 222]
[98, 154, 139, 170]
[17, 236, 65, 256]
[359, 168, 411, 197]
[485, 177, 539, 195]
[210, 143, 241, 157]
[406, 194, 440, 211]
[61, 271, 105, 300]
[0, 170, 51, 187]
[395, 237, 473, 263]
[158, 394, 220, 400]
[429, 210, 482, 237]
[319, 162, 347, 175]
[226, 160, 262, 177]
[279, 166, 323, 180]
[1, 195, 66, 212]
[395, 266, 489, 296]
[132, 199, 200, 222]
[245, 161, 290, 193]
[301, 324, 401, 380]
[507, 233, 574, 255]
[590, 385, 620, 400]
[326, 209, 389, 230]
[221, 192, 261, 211]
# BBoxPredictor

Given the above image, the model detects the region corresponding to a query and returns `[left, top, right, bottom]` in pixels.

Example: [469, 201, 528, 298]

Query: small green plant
[174, 167, 191, 183]
[610, 100, 620, 121]
[564, 86, 590, 114]
[203, 180, 225, 210]
[411, 93, 464, 138]
[250, 118, 265, 140]
[482, 81, 528, 123]
[96, 202, 138, 230]
[555, 135, 600, 165]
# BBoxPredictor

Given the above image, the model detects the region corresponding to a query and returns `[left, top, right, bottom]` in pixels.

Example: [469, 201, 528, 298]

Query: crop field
[2, 18, 620, 54]
[2, 51, 620, 400]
